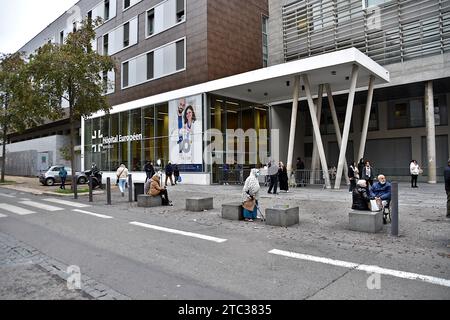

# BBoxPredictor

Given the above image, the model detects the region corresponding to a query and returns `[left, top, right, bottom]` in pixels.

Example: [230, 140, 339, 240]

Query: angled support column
[425, 80, 437, 183]
[325, 84, 350, 185]
[286, 75, 300, 176]
[303, 75, 331, 189]
[310, 84, 324, 184]
[334, 64, 359, 189]
[358, 75, 375, 162]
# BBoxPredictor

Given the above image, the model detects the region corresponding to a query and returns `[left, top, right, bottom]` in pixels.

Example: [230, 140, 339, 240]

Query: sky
[0, 0, 79, 53]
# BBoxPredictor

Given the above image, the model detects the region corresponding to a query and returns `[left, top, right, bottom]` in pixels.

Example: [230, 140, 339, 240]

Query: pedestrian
[296, 157, 305, 187]
[357, 158, 365, 179]
[116, 164, 129, 197]
[409, 160, 420, 188]
[361, 160, 374, 187]
[165, 162, 174, 186]
[223, 163, 229, 185]
[348, 161, 359, 193]
[173, 164, 180, 185]
[278, 161, 289, 192]
[59, 166, 67, 190]
[267, 160, 279, 194]
[144, 161, 155, 183]
[242, 169, 260, 222]
[444, 158, 450, 218]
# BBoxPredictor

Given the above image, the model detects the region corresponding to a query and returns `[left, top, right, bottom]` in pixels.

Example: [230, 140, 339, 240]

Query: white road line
[0, 193, 15, 198]
[130, 221, 227, 243]
[19, 201, 64, 212]
[0, 213, 7, 218]
[42, 198, 90, 208]
[72, 209, 113, 219]
[0, 203, 36, 215]
[269, 249, 450, 288]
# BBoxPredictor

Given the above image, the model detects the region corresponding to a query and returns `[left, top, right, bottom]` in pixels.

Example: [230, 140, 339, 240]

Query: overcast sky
[0, 0, 79, 53]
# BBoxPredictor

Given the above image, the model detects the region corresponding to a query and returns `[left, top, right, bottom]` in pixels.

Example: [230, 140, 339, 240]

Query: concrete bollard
[391, 181, 399, 236]
[128, 174, 133, 203]
[106, 177, 111, 205]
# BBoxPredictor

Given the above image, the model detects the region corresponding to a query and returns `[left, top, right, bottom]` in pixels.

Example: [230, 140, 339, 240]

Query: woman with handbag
[116, 164, 129, 197]
[242, 169, 261, 222]
[409, 160, 420, 188]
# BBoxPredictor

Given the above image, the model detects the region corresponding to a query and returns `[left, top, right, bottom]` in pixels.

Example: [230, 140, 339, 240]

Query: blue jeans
[118, 178, 127, 193]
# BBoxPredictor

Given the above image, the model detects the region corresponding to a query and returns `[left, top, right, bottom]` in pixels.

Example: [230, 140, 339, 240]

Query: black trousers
[159, 189, 170, 205]
[60, 177, 66, 189]
[411, 174, 418, 187]
[349, 179, 356, 192]
[268, 175, 278, 194]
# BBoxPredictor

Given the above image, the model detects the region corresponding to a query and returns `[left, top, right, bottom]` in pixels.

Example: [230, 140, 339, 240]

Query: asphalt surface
[0, 180, 449, 300]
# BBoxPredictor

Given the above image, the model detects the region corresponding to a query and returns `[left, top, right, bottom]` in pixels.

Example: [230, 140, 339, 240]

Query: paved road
[0, 182, 449, 300]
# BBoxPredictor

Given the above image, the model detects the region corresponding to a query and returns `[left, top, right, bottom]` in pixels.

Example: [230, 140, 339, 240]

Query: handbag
[243, 198, 256, 211]
[177, 176, 182, 183]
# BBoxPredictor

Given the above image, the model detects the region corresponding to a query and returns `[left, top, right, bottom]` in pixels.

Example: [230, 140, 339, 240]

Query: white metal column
[334, 64, 359, 189]
[310, 84, 324, 184]
[286, 75, 300, 175]
[325, 84, 350, 185]
[425, 80, 437, 184]
[302, 75, 331, 189]
[357, 75, 375, 162]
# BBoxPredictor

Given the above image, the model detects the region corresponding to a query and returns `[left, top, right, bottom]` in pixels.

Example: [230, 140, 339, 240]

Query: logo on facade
[92, 130, 103, 153]
[366, 6, 381, 31]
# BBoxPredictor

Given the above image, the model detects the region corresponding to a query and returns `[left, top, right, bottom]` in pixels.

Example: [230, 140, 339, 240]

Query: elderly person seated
[370, 174, 391, 223]
[147, 174, 173, 206]
[242, 169, 261, 222]
[352, 180, 370, 210]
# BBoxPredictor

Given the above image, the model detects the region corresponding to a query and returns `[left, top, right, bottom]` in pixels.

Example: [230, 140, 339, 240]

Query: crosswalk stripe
[0, 213, 8, 218]
[42, 198, 90, 208]
[19, 201, 64, 212]
[130, 221, 227, 243]
[72, 209, 113, 219]
[0, 203, 36, 215]
[0, 193, 15, 198]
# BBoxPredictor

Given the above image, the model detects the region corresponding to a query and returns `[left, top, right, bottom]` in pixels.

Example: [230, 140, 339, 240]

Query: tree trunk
[69, 105, 76, 196]
[1, 124, 7, 183]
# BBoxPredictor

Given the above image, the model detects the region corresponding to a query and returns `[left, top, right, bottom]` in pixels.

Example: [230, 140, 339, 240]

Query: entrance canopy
[209, 47, 390, 104]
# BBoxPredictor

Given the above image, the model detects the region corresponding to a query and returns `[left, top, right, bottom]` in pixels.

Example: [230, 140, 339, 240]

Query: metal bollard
[391, 181, 399, 236]
[73, 175, 78, 200]
[128, 174, 133, 203]
[88, 176, 93, 202]
[106, 177, 111, 205]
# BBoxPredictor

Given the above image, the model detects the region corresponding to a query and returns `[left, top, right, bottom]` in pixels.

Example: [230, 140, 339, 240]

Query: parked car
[39, 166, 87, 186]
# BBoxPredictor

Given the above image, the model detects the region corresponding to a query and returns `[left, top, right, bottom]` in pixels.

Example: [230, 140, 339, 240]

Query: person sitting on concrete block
[352, 180, 370, 211]
[369, 174, 391, 209]
[149, 174, 173, 206]
[242, 169, 260, 222]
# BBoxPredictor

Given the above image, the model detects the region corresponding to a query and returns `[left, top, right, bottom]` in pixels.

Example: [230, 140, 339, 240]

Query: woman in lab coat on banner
[173, 103, 200, 165]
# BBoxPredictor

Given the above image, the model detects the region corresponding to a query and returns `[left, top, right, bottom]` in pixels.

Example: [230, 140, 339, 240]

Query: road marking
[72, 209, 113, 219]
[0, 203, 36, 215]
[42, 198, 90, 208]
[0, 213, 7, 218]
[0, 193, 15, 198]
[19, 201, 64, 212]
[130, 222, 227, 243]
[268, 249, 450, 288]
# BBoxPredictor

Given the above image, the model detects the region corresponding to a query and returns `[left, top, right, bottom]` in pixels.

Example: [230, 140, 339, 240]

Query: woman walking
[116, 164, 129, 197]
[348, 161, 359, 193]
[410, 160, 420, 188]
[242, 169, 261, 222]
[279, 162, 289, 192]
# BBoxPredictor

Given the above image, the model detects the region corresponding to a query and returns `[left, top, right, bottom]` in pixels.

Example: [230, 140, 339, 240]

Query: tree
[28, 19, 115, 193]
[0, 52, 56, 182]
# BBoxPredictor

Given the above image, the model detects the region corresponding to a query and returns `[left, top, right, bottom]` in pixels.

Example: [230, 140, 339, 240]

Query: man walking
[267, 160, 279, 194]
[165, 162, 174, 187]
[444, 158, 450, 218]
[144, 161, 155, 183]
[59, 166, 67, 190]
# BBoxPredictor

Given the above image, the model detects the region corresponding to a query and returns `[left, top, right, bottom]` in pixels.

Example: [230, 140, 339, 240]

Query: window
[147, 52, 154, 80]
[87, 10, 92, 23]
[104, 0, 110, 20]
[122, 62, 129, 88]
[262, 16, 269, 67]
[59, 31, 64, 44]
[147, 9, 154, 36]
[102, 71, 108, 94]
[176, 0, 185, 22]
[103, 34, 109, 55]
[176, 39, 185, 70]
[123, 22, 130, 47]
[124, 0, 130, 9]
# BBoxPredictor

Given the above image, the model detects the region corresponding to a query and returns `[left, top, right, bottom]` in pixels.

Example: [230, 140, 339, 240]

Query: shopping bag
[177, 176, 182, 183]
[369, 199, 381, 211]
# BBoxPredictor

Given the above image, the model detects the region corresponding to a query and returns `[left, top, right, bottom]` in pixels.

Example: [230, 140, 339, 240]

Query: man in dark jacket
[444, 158, 450, 218]
[296, 157, 305, 187]
[165, 162, 174, 186]
[144, 161, 155, 183]
[352, 180, 370, 210]
[267, 160, 279, 194]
